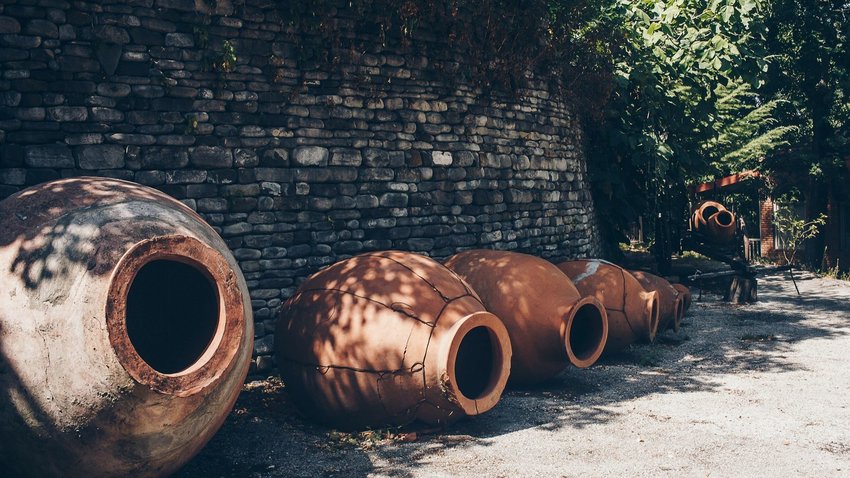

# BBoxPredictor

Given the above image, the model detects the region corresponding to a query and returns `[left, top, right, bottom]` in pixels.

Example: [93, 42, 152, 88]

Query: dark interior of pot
[715, 210, 734, 226]
[569, 303, 606, 361]
[702, 205, 720, 221]
[126, 260, 220, 374]
[454, 326, 497, 399]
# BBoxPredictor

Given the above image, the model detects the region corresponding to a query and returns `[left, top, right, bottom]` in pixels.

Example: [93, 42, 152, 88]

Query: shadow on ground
[176, 272, 850, 477]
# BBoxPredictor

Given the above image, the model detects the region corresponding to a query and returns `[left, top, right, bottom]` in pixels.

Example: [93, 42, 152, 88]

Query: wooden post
[727, 274, 757, 303]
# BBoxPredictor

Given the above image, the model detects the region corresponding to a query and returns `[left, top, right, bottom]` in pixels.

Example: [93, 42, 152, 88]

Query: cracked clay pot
[556, 260, 660, 354]
[630, 271, 684, 333]
[0, 178, 253, 478]
[443, 250, 608, 386]
[274, 251, 512, 430]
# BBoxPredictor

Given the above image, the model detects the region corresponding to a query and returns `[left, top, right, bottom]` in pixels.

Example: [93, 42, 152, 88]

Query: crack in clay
[297, 288, 438, 327]
[369, 252, 456, 303]
[35, 325, 56, 408]
[281, 296, 462, 373]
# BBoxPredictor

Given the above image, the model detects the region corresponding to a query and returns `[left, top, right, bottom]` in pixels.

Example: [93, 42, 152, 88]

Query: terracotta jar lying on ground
[630, 270, 685, 333]
[556, 259, 660, 354]
[275, 251, 513, 430]
[443, 250, 608, 386]
[0, 178, 253, 478]
[673, 284, 692, 313]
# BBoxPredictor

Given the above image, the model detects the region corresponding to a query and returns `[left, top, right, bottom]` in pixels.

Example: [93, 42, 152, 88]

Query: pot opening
[674, 297, 684, 331]
[715, 210, 734, 226]
[567, 303, 606, 365]
[454, 326, 498, 399]
[126, 260, 220, 374]
[648, 294, 660, 341]
[702, 205, 720, 222]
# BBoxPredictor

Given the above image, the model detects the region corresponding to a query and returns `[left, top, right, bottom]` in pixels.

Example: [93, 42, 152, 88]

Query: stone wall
[0, 0, 603, 372]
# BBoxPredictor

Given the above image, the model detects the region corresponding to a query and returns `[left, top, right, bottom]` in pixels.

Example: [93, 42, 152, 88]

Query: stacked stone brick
[0, 0, 602, 372]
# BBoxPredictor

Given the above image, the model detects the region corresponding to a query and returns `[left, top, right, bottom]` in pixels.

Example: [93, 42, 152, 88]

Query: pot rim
[105, 234, 245, 397]
[561, 296, 608, 368]
[438, 311, 512, 416]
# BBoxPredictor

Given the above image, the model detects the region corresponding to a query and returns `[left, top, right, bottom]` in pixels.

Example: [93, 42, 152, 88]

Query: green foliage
[584, 0, 768, 248]
[215, 40, 237, 73]
[821, 262, 850, 281]
[701, 82, 800, 177]
[755, 1, 850, 267]
[773, 196, 827, 266]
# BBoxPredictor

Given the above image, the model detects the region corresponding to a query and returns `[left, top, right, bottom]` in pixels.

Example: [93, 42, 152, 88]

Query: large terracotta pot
[705, 209, 736, 243]
[556, 259, 660, 354]
[275, 251, 512, 430]
[692, 201, 725, 231]
[443, 250, 608, 386]
[630, 271, 684, 333]
[672, 284, 692, 313]
[0, 178, 253, 478]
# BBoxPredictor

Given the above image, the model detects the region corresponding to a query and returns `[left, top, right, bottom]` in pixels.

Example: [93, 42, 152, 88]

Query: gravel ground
[177, 271, 850, 477]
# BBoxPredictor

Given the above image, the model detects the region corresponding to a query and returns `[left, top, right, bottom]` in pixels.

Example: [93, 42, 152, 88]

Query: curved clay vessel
[275, 251, 512, 430]
[556, 260, 660, 354]
[706, 209, 736, 243]
[0, 178, 253, 477]
[673, 284, 692, 313]
[630, 271, 684, 333]
[692, 201, 725, 231]
[443, 250, 608, 386]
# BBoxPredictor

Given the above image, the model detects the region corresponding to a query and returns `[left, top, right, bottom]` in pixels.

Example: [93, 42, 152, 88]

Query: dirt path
[177, 272, 850, 477]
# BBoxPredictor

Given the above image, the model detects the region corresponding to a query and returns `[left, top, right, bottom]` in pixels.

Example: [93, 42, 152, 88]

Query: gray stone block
[47, 106, 88, 122]
[379, 193, 409, 208]
[24, 19, 58, 38]
[77, 144, 125, 170]
[93, 25, 130, 44]
[190, 146, 233, 168]
[165, 32, 194, 47]
[25, 145, 73, 168]
[0, 17, 21, 34]
[292, 146, 329, 166]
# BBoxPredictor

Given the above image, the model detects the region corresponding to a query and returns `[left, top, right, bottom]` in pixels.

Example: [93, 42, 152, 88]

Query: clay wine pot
[630, 271, 684, 333]
[706, 209, 736, 243]
[275, 251, 512, 430]
[692, 201, 725, 231]
[673, 284, 692, 313]
[0, 178, 253, 477]
[443, 250, 608, 386]
[556, 259, 660, 354]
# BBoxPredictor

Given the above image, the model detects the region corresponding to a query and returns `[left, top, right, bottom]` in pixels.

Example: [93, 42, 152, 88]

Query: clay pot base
[106, 235, 246, 397]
